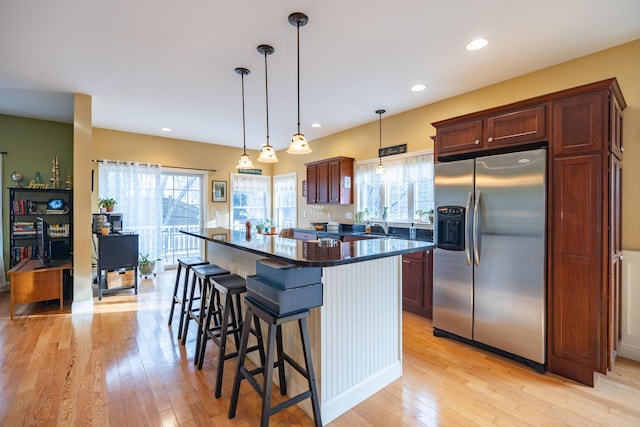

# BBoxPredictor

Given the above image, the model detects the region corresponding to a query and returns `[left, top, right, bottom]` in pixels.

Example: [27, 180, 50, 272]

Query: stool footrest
[270, 391, 312, 416]
[282, 353, 307, 379]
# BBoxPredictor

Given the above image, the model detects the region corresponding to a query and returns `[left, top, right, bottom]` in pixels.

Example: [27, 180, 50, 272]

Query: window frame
[230, 173, 272, 229]
[355, 149, 434, 224]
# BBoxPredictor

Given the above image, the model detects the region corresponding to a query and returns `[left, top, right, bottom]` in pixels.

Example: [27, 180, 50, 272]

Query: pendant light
[257, 44, 278, 163]
[235, 67, 254, 170]
[287, 12, 312, 154]
[375, 109, 386, 174]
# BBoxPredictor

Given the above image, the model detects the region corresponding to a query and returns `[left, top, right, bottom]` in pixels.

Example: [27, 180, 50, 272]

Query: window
[161, 171, 206, 266]
[355, 151, 434, 222]
[230, 173, 271, 229]
[273, 172, 297, 229]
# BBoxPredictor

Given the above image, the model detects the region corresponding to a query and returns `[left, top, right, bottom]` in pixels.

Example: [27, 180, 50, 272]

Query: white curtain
[356, 153, 433, 185]
[98, 161, 163, 260]
[0, 153, 6, 290]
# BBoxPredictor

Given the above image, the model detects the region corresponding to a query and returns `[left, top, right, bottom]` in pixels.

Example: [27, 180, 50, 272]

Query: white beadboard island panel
[621, 250, 640, 362]
[206, 241, 404, 425]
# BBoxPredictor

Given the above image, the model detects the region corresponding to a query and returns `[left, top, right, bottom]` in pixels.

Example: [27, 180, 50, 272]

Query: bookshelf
[8, 188, 73, 267]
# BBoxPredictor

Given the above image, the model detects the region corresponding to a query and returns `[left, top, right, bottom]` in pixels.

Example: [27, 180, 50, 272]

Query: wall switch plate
[346, 212, 353, 219]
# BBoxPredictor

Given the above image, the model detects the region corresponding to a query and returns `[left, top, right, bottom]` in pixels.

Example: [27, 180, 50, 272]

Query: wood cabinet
[305, 157, 354, 204]
[432, 78, 625, 386]
[402, 250, 433, 318]
[548, 81, 625, 386]
[435, 105, 546, 159]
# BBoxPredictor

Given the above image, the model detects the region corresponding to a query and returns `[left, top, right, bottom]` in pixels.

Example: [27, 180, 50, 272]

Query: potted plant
[98, 197, 117, 213]
[427, 209, 435, 224]
[138, 253, 160, 275]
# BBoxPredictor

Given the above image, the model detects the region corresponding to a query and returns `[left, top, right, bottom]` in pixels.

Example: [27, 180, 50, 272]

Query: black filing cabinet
[96, 234, 139, 300]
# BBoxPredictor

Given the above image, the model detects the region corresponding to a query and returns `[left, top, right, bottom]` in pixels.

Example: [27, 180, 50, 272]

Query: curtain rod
[0, 151, 7, 154]
[92, 159, 220, 173]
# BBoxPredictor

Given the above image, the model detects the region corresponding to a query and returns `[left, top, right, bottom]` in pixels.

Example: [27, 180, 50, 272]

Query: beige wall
[92, 128, 273, 228]
[273, 39, 640, 250]
[92, 39, 639, 250]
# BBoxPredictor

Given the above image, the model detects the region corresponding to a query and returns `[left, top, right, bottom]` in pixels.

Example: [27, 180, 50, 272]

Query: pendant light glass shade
[257, 144, 278, 163]
[237, 153, 254, 169]
[375, 109, 386, 174]
[235, 67, 254, 170]
[287, 12, 312, 155]
[288, 133, 311, 154]
[257, 44, 278, 163]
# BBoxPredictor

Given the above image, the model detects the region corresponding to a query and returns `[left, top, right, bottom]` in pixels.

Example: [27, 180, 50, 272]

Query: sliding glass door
[161, 171, 205, 266]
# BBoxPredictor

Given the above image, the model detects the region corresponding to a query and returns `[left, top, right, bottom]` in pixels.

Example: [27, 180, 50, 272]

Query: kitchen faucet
[368, 221, 389, 234]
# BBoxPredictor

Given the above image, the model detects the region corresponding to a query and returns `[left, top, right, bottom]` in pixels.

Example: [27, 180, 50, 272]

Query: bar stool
[168, 257, 209, 339]
[197, 274, 266, 398]
[228, 297, 322, 427]
[181, 263, 230, 359]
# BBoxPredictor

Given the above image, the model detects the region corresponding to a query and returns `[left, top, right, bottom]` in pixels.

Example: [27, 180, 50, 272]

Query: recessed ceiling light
[161, 127, 172, 132]
[411, 84, 427, 92]
[311, 123, 321, 128]
[466, 38, 488, 51]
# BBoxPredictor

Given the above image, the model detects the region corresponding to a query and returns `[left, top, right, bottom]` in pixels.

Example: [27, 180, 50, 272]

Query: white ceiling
[1, 1, 639, 151]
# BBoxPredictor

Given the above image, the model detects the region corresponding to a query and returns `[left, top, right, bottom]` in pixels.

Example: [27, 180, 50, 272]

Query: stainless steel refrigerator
[433, 148, 546, 369]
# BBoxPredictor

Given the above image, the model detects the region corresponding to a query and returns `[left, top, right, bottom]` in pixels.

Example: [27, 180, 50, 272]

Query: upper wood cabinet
[552, 91, 604, 156]
[305, 157, 354, 204]
[434, 105, 546, 159]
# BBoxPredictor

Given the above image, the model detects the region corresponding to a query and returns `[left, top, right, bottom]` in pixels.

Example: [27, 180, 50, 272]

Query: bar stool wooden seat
[168, 257, 209, 339]
[229, 297, 322, 427]
[197, 274, 266, 398]
[181, 264, 230, 359]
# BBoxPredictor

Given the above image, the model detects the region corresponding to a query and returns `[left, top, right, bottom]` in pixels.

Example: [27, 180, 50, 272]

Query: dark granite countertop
[181, 227, 434, 267]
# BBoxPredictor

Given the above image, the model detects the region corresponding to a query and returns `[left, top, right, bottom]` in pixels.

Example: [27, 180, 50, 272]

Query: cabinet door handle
[487, 137, 493, 142]
[402, 259, 410, 263]
[474, 139, 480, 145]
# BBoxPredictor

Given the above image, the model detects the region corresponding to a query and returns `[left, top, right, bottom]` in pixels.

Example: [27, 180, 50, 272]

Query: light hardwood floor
[1, 270, 640, 426]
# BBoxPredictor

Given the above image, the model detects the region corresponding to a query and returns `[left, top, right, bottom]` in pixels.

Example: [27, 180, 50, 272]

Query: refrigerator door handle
[465, 191, 473, 266]
[473, 190, 481, 266]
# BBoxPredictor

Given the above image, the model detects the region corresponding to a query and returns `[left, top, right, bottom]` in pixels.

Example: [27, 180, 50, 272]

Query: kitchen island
[181, 227, 433, 424]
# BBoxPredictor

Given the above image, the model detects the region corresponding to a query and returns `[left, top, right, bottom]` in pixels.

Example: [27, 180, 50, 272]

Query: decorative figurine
[65, 171, 72, 190]
[50, 156, 60, 189]
[10, 172, 24, 188]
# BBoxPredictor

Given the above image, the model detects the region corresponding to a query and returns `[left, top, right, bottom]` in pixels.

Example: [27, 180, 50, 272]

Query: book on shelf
[11, 246, 35, 266]
[12, 199, 37, 215]
[12, 221, 36, 236]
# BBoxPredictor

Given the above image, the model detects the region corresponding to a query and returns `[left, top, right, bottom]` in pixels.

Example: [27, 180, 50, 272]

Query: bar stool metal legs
[229, 297, 322, 427]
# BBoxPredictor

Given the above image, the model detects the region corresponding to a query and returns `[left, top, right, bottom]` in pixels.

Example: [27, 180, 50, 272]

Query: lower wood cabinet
[402, 250, 433, 318]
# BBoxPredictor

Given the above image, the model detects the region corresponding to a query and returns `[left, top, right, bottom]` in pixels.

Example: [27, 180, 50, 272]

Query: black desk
[96, 234, 139, 300]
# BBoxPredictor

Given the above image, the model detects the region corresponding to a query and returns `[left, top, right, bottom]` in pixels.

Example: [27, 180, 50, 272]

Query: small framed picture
[212, 180, 227, 202]
[212, 233, 227, 242]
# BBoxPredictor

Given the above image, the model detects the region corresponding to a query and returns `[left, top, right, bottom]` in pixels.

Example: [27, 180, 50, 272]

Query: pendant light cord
[377, 109, 385, 165]
[263, 50, 271, 147]
[241, 72, 247, 155]
[296, 22, 301, 134]
[379, 111, 382, 163]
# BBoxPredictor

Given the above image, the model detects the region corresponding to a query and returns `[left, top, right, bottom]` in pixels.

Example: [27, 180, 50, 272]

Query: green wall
[0, 114, 73, 270]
